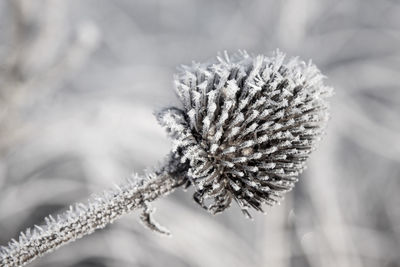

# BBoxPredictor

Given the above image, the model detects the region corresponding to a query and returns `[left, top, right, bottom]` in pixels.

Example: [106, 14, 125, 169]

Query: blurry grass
[1, 0, 400, 266]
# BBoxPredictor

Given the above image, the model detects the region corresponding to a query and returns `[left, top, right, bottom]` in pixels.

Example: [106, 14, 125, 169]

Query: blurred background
[1, 0, 399, 266]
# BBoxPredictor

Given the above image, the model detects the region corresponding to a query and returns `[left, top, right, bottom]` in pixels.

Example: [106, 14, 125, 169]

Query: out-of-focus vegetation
[1, 0, 399, 266]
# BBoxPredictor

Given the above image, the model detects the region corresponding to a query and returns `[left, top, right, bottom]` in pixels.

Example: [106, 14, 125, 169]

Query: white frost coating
[0, 174, 178, 267]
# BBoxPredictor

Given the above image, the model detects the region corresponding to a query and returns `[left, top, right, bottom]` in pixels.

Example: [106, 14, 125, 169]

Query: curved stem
[0, 173, 179, 267]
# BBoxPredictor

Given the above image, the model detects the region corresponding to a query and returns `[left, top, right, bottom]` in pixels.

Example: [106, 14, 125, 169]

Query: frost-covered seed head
[158, 50, 332, 217]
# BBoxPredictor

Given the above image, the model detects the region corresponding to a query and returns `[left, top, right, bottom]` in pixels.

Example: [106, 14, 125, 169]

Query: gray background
[1, 0, 399, 266]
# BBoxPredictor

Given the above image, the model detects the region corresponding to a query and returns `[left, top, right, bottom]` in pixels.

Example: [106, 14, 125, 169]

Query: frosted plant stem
[0, 50, 332, 267]
[0, 173, 179, 267]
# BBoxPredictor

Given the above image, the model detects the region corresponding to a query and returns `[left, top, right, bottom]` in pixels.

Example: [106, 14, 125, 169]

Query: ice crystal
[158, 50, 332, 217]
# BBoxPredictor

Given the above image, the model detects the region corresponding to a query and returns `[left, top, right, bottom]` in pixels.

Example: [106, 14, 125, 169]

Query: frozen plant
[0, 50, 332, 267]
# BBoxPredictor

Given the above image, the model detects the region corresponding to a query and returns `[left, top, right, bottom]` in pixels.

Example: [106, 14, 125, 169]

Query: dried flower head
[158, 50, 332, 217]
